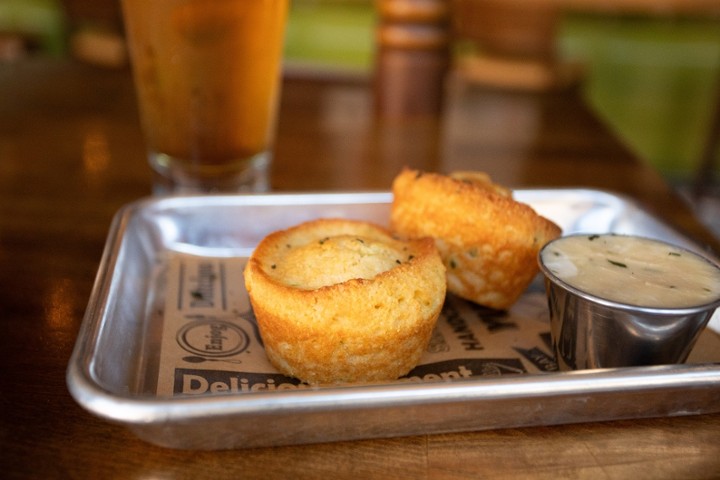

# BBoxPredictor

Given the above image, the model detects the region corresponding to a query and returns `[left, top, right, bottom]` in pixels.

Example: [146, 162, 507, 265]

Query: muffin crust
[391, 168, 561, 310]
[244, 218, 447, 384]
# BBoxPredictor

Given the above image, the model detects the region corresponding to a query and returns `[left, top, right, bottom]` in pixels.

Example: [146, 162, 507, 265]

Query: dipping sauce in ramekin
[540, 234, 720, 308]
[538, 234, 720, 370]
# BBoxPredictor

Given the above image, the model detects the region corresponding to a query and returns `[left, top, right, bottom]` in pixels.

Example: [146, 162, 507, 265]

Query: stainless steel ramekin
[538, 235, 720, 371]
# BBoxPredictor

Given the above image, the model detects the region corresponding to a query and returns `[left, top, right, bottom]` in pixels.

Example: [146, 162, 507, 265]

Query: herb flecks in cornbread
[244, 218, 446, 385]
[391, 167, 561, 310]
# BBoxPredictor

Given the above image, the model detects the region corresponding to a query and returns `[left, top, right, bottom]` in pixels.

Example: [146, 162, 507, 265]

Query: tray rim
[66, 189, 720, 429]
[68, 358, 720, 424]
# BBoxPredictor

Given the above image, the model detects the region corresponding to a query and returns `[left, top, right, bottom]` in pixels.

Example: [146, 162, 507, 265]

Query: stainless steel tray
[67, 189, 720, 450]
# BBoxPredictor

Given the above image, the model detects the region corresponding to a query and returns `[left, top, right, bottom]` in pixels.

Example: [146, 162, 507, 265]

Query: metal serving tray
[67, 189, 720, 450]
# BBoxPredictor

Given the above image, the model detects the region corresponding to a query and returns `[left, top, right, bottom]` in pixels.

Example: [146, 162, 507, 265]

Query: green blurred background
[286, 4, 720, 191]
[561, 14, 720, 186]
[2, 0, 719, 192]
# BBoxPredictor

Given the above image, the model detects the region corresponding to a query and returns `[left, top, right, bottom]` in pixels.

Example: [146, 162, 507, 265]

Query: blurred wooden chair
[450, 0, 585, 92]
[373, 0, 720, 118]
[450, 0, 720, 93]
[59, 0, 127, 67]
[372, 0, 578, 119]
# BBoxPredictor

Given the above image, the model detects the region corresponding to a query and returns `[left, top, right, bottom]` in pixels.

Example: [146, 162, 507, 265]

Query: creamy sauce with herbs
[541, 234, 720, 308]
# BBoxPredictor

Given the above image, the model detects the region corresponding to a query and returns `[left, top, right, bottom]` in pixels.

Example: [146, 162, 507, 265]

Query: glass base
[149, 150, 270, 195]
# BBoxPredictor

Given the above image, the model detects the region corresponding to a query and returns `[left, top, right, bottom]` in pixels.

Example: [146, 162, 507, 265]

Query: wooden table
[2, 58, 720, 479]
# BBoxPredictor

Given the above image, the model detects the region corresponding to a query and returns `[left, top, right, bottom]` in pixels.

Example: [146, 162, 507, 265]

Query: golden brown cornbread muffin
[391, 168, 561, 310]
[243, 218, 447, 385]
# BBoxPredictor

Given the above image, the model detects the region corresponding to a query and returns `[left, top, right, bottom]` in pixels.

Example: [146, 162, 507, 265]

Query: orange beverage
[121, 0, 289, 192]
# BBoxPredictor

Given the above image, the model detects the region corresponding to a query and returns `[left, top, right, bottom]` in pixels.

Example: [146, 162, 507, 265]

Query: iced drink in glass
[121, 0, 289, 192]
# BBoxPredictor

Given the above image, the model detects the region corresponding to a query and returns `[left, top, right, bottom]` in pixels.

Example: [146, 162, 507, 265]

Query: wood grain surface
[1, 58, 719, 479]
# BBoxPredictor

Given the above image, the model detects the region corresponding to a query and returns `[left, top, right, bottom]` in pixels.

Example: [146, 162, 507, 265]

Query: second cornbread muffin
[391, 168, 561, 310]
[243, 218, 446, 385]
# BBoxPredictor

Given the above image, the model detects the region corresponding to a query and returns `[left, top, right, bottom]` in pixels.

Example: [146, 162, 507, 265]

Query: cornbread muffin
[391, 168, 561, 310]
[243, 218, 447, 385]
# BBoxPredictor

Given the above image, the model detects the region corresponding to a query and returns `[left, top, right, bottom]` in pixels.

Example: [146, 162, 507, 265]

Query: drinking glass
[121, 0, 289, 193]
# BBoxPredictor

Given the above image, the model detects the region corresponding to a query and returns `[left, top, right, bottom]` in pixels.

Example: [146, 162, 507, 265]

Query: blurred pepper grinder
[373, 0, 450, 118]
